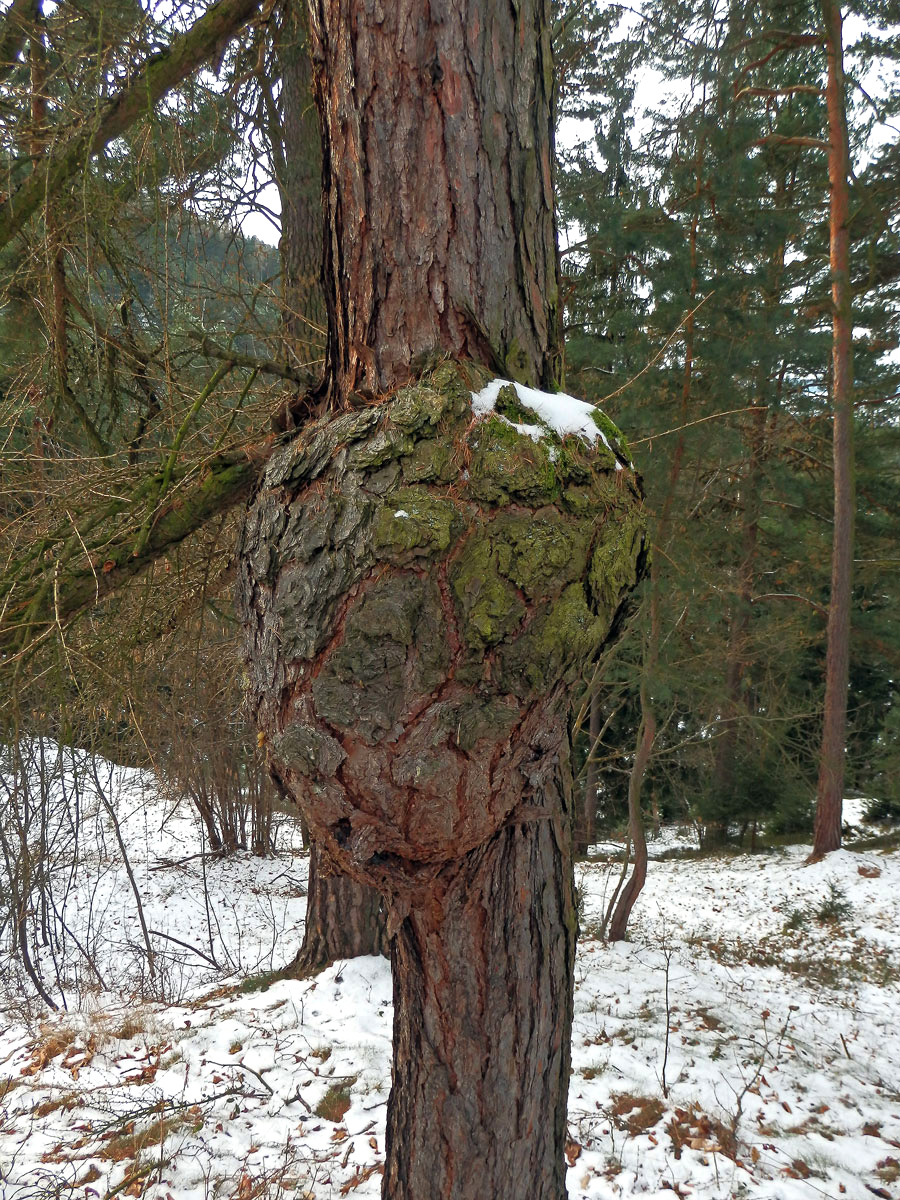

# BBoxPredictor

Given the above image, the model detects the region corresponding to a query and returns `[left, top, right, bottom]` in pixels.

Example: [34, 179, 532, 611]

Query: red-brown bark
[272, 5, 386, 965]
[239, 373, 646, 1198]
[238, 5, 646, 1196]
[813, 0, 854, 858]
[305, 0, 561, 402]
[274, 2, 327, 372]
[387, 778, 575, 1199]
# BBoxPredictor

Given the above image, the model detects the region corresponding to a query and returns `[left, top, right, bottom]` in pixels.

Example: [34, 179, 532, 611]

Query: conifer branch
[0, 0, 261, 252]
[0, 0, 39, 86]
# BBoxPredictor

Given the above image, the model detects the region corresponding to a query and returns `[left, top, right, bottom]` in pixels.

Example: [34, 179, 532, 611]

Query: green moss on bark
[451, 533, 526, 650]
[374, 490, 463, 560]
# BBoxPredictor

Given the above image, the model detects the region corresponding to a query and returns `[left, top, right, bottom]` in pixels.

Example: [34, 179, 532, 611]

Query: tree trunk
[813, 0, 854, 859]
[274, 1, 327, 372]
[305, 0, 561, 404]
[387, 789, 575, 1199]
[287, 842, 389, 976]
[273, 2, 387, 966]
[575, 683, 601, 856]
[240, 4, 646, 1195]
[239, 374, 645, 1197]
[607, 681, 653, 942]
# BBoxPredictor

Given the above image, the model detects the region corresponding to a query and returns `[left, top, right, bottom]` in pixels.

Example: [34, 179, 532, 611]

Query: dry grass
[111, 1014, 149, 1042]
[609, 1092, 666, 1135]
[314, 1080, 356, 1123]
[98, 1115, 186, 1163]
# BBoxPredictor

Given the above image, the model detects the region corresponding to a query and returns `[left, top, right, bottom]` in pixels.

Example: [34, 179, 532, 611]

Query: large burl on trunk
[239, 364, 645, 1198]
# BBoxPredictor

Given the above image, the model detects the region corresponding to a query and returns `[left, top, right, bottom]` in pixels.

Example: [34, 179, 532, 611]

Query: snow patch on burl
[470, 377, 630, 468]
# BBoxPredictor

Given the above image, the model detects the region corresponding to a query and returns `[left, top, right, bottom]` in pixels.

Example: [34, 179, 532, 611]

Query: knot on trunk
[239, 363, 646, 900]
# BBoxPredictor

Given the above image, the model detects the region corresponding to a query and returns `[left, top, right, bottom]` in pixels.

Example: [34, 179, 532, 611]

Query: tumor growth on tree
[239, 366, 645, 1196]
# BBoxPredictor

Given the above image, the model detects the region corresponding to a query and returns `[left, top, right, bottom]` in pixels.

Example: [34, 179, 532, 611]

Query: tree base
[386, 808, 575, 1200]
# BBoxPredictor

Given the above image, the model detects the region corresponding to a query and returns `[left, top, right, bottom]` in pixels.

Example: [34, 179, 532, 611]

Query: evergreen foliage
[560, 0, 900, 844]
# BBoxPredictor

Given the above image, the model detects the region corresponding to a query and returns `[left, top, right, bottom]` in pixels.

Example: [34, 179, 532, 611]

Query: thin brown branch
[191, 333, 317, 384]
[750, 592, 827, 616]
[629, 406, 759, 447]
[598, 292, 715, 406]
[0, 445, 267, 663]
[754, 134, 830, 151]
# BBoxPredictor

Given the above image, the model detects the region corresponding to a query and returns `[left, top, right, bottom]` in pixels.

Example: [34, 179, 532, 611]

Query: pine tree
[238, 2, 645, 1194]
[558, 0, 900, 862]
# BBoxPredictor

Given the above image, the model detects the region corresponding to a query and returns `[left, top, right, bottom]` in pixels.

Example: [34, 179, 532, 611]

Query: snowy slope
[1, 754, 899, 1200]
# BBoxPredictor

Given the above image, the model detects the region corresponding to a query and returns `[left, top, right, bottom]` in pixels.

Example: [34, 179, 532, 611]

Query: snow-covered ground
[1, 752, 899, 1200]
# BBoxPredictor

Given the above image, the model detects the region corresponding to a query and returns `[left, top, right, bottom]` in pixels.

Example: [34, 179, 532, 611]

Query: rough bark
[305, 0, 561, 403]
[239, 368, 645, 1198]
[242, 6, 645, 1194]
[575, 684, 602, 855]
[272, 2, 387, 969]
[386, 753, 575, 1199]
[286, 842, 389, 977]
[813, 0, 854, 859]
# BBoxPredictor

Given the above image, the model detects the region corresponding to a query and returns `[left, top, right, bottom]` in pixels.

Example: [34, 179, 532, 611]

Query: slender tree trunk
[813, 0, 854, 858]
[607, 680, 653, 942]
[287, 842, 389, 976]
[273, 1, 387, 967]
[604, 160, 698, 933]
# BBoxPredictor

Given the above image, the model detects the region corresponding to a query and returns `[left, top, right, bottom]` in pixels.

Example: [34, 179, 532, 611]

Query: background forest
[0, 0, 897, 1016]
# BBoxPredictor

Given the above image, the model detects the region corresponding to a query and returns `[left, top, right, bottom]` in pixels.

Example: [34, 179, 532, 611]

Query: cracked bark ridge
[238, 362, 645, 1199]
[305, 0, 561, 402]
